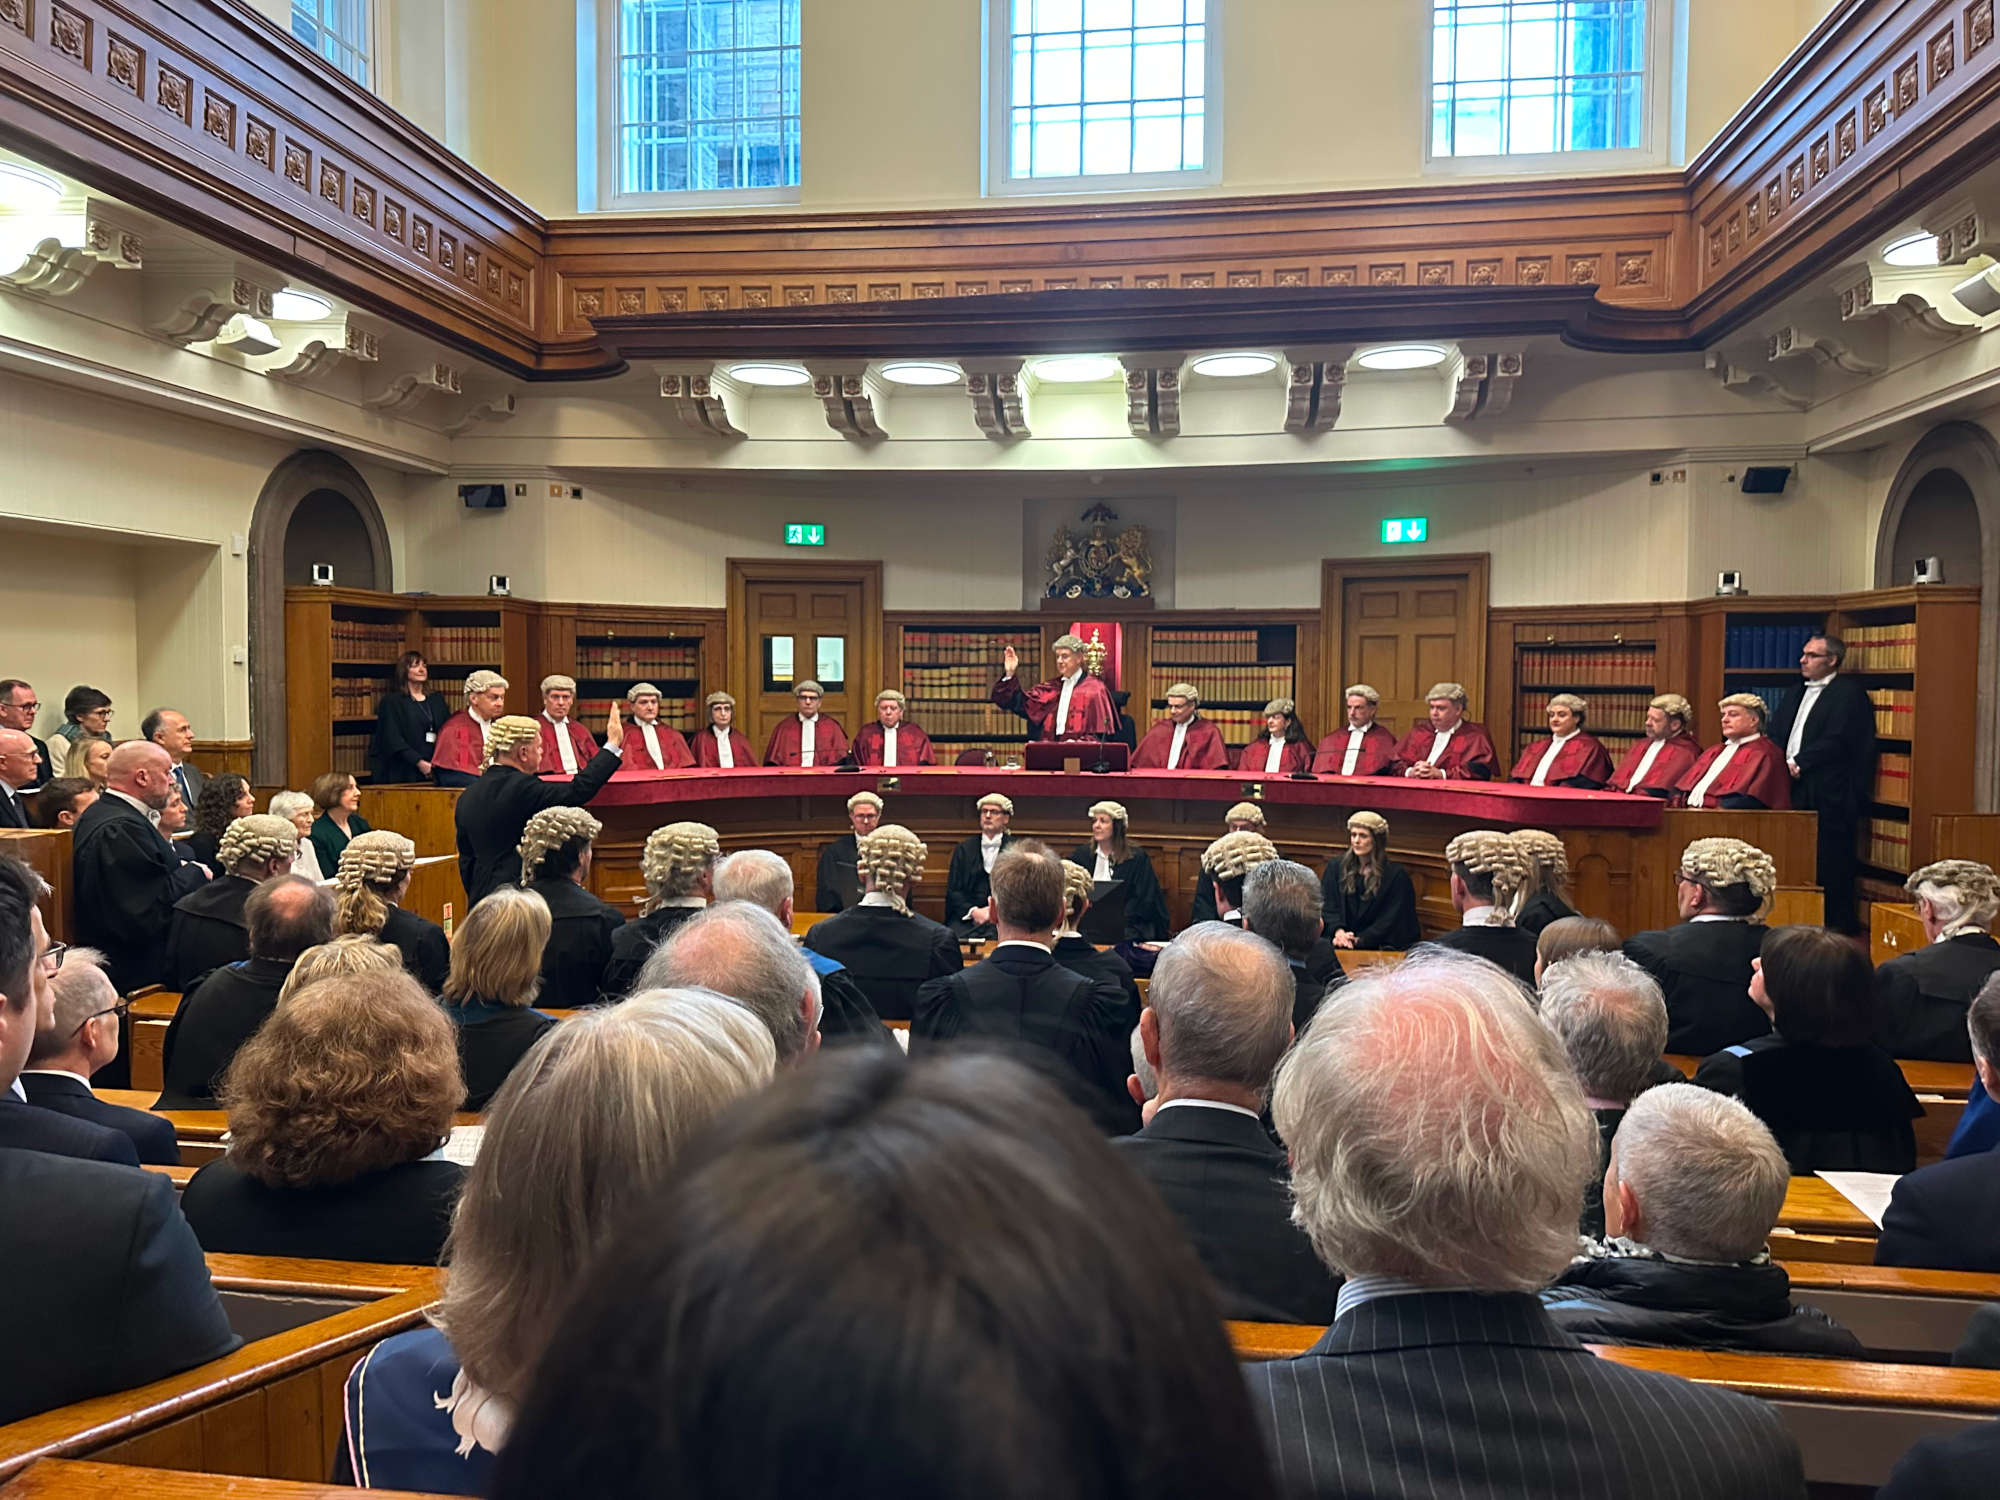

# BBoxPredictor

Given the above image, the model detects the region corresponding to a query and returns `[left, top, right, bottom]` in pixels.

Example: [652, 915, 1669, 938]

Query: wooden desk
[94, 1092, 482, 1170]
[1779, 1177, 1881, 1236]
[0, 1457, 454, 1500]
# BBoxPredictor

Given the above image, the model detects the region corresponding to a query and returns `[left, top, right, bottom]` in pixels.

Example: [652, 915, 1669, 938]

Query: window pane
[763, 636, 795, 692]
[1430, 0, 1647, 157]
[292, 0, 370, 86]
[1005, 0, 1205, 180]
[617, 0, 802, 194]
[815, 637, 846, 692]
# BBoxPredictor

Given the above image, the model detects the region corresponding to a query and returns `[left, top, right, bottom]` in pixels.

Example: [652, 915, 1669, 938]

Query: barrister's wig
[1425, 682, 1470, 706]
[1651, 693, 1694, 725]
[641, 822, 721, 909]
[1546, 693, 1588, 724]
[1717, 692, 1770, 726]
[977, 793, 1015, 815]
[1347, 810, 1389, 839]
[1165, 682, 1202, 707]
[518, 807, 603, 885]
[1906, 860, 2000, 929]
[1060, 860, 1095, 924]
[846, 790, 884, 813]
[1679, 836, 1779, 909]
[1225, 801, 1266, 828]
[856, 824, 928, 911]
[628, 682, 663, 702]
[1445, 830, 1529, 916]
[1052, 633, 1086, 654]
[1344, 683, 1381, 705]
[217, 814, 299, 873]
[704, 691, 736, 710]
[465, 669, 508, 696]
[874, 689, 907, 708]
[1202, 829, 1279, 880]
[793, 680, 824, 698]
[335, 830, 418, 938]
[1088, 800, 1130, 825]
[1260, 698, 1293, 721]
[1511, 829, 1571, 898]
[484, 715, 542, 766]
[540, 675, 577, 695]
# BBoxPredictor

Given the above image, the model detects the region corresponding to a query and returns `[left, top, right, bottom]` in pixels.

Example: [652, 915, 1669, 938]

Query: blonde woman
[335, 830, 450, 993]
[63, 734, 111, 790]
[280, 934, 407, 1001]
[338, 990, 775, 1492]
[268, 790, 323, 881]
[443, 887, 557, 1110]
[601, 821, 719, 999]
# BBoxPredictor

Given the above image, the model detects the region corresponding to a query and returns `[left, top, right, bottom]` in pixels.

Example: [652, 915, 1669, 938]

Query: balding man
[1247, 953, 1805, 1498]
[1114, 923, 1335, 1325]
[432, 669, 509, 788]
[637, 900, 821, 1066]
[72, 741, 206, 1006]
[1132, 683, 1228, 770]
[141, 708, 202, 808]
[1874, 860, 2000, 1060]
[19, 948, 180, 1163]
[0, 680, 52, 789]
[454, 710, 625, 904]
[1312, 683, 1399, 777]
[714, 848, 889, 1046]
[0, 729, 38, 828]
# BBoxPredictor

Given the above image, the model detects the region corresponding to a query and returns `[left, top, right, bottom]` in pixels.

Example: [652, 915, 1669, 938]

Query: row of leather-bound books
[1516, 646, 1657, 686]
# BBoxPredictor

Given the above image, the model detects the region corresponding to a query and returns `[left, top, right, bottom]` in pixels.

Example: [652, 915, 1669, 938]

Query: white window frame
[983, 0, 1224, 199]
[1422, 0, 1685, 178]
[291, 0, 376, 91]
[585, 0, 803, 213]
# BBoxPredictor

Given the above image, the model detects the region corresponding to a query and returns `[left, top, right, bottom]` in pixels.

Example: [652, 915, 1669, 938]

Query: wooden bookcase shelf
[1487, 605, 1693, 761]
[537, 607, 726, 734]
[883, 613, 1049, 764]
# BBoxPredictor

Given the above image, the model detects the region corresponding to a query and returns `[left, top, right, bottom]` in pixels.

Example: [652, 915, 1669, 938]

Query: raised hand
[1001, 645, 1019, 678]
[603, 699, 625, 750]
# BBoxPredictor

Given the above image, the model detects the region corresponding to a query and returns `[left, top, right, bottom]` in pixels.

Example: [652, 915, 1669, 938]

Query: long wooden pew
[0, 1261, 442, 1484]
[1786, 1263, 2000, 1361]
[0, 1457, 454, 1499]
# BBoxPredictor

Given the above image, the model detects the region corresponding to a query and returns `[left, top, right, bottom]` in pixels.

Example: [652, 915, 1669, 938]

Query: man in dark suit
[1115, 922, 1335, 1324]
[142, 706, 204, 810]
[1876, 1416, 2000, 1499]
[1428, 830, 1539, 986]
[1245, 949, 1806, 1498]
[157, 875, 332, 1108]
[943, 792, 1017, 940]
[0, 729, 38, 827]
[1767, 633, 1876, 933]
[805, 824, 961, 1022]
[72, 740, 204, 999]
[1623, 835, 1777, 1056]
[165, 813, 298, 992]
[455, 713, 624, 904]
[19, 947, 178, 1163]
[1872, 860, 2000, 1060]
[914, 840, 1131, 1132]
[1242, 856, 1342, 1031]
[0, 679, 51, 788]
[813, 790, 881, 912]
[1875, 980, 2000, 1273]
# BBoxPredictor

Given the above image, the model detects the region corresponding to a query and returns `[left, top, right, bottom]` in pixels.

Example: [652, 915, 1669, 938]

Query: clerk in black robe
[814, 792, 882, 913]
[166, 873, 256, 992]
[945, 794, 1018, 940]
[370, 653, 453, 785]
[454, 713, 624, 905]
[517, 806, 627, 1008]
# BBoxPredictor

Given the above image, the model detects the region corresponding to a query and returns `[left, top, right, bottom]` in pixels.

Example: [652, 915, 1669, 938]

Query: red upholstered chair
[956, 748, 996, 766]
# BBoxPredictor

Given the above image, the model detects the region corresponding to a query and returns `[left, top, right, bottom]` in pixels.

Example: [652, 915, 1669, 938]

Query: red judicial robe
[433, 711, 491, 776]
[763, 714, 851, 768]
[1234, 736, 1315, 775]
[1607, 731, 1702, 796]
[1675, 735, 1792, 809]
[1312, 724, 1399, 777]
[852, 721, 935, 767]
[621, 719, 695, 771]
[1132, 716, 1228, 770]
[539, 715, 599, 773]
[1392, 721, 1500, 780]
[992, 671, 1119, 742]
[692, 726, 761, 768]
[1509, 733, 1614, 788]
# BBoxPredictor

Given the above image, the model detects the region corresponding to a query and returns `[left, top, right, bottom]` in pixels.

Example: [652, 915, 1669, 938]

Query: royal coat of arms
[1045, 503, 1152, 600]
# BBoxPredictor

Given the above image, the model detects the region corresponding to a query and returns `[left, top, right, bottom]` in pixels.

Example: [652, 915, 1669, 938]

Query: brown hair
[990, 840, 1066, 932]
[1758, 924, 1872, 1045]
[393, 650, 428, 694]
[309, 770, 356, 813]
[1535, 916, 1624, 972]
[221, 970, 463, 1187]
[279, 935, 405, 1001]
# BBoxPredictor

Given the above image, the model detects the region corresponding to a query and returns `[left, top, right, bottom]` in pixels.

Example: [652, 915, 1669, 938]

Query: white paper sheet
[1815, 1170, 1901, 1229]
[441, 1124, 485, 1166]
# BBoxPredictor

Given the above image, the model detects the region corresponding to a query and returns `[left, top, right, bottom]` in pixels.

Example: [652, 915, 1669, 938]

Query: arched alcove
[1874, 423, 2000, 808]
[249, 452, 394, 786]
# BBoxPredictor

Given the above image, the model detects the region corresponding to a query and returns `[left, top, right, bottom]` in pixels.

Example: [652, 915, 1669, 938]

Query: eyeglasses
[39, 941, 67, 975]
[70, 997, 129, 1036]
[9, 702, 38, 714]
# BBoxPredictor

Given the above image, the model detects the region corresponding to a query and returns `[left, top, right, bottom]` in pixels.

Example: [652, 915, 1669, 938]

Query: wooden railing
[0, 1457, 457, 1499]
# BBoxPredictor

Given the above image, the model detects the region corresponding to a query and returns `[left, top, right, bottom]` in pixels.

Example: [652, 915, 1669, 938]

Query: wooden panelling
[1933, 811, 2000, 865]
[186, 742, 251, 780]
[0, 828, 71, 942]
[353, 787, 463, 927]
[0, 1457, 464, 1499]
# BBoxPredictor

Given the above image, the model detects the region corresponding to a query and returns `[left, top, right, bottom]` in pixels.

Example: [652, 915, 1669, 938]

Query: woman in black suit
[185, 773, 254, 877]
[180, 968, 465, 1264]
[444, 887, 560, 1110]
[1692, 924, 1921, 1174]
[371, 651, 452, 785]
[519, 806, 626, 1008]
[1320, 811, 1419, 951]
[1068, 800, 1169, 943]
[334, 830, 452, 993]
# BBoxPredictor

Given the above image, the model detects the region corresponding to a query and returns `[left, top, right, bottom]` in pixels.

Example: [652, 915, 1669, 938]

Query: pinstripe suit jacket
[1245, 1291, 1805, 1500]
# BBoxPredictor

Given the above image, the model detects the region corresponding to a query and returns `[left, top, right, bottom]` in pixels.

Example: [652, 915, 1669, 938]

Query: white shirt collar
[981, 833, 1005, 848]
[543, 712, 567, 725]
[1459, 904, 1504, 927]
[19, 1067, 91, 1087]
[1156, 1097, 1260, 1120]
[859, 891, 901, 908]
[1690, 913, 1746, 923]
[798, 712, 818, 723]
[1063, 668, 1083, 686]
[995, 937, 1053, 954]
[1336, 1274, 1478, 1322]
[656, 895, 707, 909]
[1548, 729, 1577, 746]
[108, 787, 161, 825]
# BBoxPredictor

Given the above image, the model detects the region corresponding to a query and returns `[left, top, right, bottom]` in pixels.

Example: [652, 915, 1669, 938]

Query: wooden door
[1322, 556, 1490, 736]
[727, 560, 884, 751]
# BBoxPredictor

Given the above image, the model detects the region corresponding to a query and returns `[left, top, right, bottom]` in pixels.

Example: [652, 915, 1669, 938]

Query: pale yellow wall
[0, 531, 141, 744]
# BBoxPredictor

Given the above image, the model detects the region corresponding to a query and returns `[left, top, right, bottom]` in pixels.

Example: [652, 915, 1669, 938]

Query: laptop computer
[1024, 740, 1130, 772]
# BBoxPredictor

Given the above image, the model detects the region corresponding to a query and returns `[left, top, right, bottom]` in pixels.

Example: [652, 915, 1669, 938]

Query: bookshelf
[891, 619, 1046, 764]
[546, 609, 725, 734]
[1487, 607, 1694, 761]
[1146, 624, 1300, 748]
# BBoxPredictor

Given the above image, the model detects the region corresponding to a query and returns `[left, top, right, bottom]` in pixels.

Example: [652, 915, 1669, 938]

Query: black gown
[1320, 860, 1421, 950]
[1066, 844, 1170, 943]
[371, 692, 452, 785]
[528, 876, 627, 1007]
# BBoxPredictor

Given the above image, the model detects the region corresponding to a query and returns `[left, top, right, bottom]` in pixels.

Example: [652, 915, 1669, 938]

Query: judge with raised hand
[993, 635, 1118, 742]
[1608, 694, 1703, 797]
[763, 680, 850, 768]
[1132, 683, 1228, 770]
[1509, 694, 1613, 789]
[455, 707, 625, 904]
[620, 683, 694, 771]
[1312, 683, 1398, 777]
[851, 689, 935, 767]
[1677, 694, 1791, 810]
[1393, 681, 1499, 781]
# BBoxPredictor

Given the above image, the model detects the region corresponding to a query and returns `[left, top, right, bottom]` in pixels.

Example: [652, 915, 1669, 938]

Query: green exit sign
[1381, 516, 1429, 544]
[784, 523, 826, 547]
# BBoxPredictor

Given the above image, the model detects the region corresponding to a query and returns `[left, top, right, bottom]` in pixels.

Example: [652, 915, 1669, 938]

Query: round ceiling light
[1031, 354, 1121, 383]
[271, 289, 334, 321]
[878, 360, 963, 386]
[1190, 351, 1279, 378]
[728, 362, 813, 387]
[1355, 343, 1452, 372]
[1882, 232, 1941, 268]
[0, 162, 62, 212]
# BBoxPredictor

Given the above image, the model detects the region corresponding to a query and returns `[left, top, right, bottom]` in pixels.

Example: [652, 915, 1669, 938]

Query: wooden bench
[0, 1456, 454, 1499]
[1785, 1263, 2000, 1361]
[94, 1092, 483, 1168]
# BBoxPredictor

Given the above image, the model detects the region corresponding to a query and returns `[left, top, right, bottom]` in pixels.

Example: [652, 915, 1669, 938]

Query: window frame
[590, 0, 804, 213]
[982, 0, 1225, 199]
[1421, 0, 1684, 178]
[291, 0, 376, 91]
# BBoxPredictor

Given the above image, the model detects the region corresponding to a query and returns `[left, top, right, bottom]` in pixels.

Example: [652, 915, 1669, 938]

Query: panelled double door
[726, 559, 885, 752]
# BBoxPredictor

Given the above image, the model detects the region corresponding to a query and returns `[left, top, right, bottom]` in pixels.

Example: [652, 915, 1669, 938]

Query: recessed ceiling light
[1032, 354, 1121, 383]
[271, 289, 333, 321]
[0, 162, 62, 212]
[1190, 351, 1279, 378]
[728, 362, 812, 387]
[878, 360, 962, 386]
[1882, 232, 1941, 268]
[1355, 343, 1452, 372]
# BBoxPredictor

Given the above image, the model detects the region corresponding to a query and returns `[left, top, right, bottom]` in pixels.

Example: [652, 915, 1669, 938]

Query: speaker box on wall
[1739, 466, 1792, 494]
[459, 483, 508, 509]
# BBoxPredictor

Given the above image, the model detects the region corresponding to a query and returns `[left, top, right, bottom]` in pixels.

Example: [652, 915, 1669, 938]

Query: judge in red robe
[762, 680, 850, 768]
[1509, 693, 1614, 789]
[1608, 694, 1703, 798]
[1676, 693, 1792, 810]
[992, 635, 1119, 742]
[1235, 698, 1314, 775]
[1393, 682, 1500, 781]
[537, 675, 600, 776]
[851, 689, 935, 767]
[692, 690, 760, 768]
[1132, 684, 1229, 770]
[620, 682, 695, 771]
[1313, 683, 1399, 776]
[432, 670, 510, 788]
